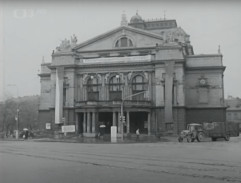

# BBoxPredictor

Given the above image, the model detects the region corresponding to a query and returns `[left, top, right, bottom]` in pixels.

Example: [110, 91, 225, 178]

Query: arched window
[115, 37, 133, 48]
[109, 75, 122, 100]
[132, 75, 146, 100]
[86, 76, 99, 101]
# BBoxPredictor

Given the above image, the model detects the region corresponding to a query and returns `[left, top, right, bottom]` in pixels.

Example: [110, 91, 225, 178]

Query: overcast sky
[1, 0, 241, 100]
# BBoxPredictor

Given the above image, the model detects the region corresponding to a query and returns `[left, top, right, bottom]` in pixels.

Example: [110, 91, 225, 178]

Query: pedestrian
[136, 128, 140, 141]
[99, 123, 106, 137]
[25, 130, 29, 140]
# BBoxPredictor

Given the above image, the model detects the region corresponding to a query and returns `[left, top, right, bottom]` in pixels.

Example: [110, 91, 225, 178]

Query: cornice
[48, 64, 78, 70]
[39, 109, 51, 111]
[38, 73, 51, 77]
[152, 59, 185, 64]
[75, 44, 182, 54]
[78, 61, 153, 69]
[186, 106, 227, 109]
[52, 51, 77, 57]
[186, 54, 223, 59]
[41, 63, 51, 66]
[46, 58, 187, 70]
[47, 62, 152, 70]
[185, 66, 226, 71]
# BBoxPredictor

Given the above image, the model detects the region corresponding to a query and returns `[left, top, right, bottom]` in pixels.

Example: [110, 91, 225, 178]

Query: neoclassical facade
[38, 13, 226, 136]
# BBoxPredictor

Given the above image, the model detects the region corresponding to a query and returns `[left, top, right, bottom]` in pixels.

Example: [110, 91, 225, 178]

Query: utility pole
[120, 100, 124, 141]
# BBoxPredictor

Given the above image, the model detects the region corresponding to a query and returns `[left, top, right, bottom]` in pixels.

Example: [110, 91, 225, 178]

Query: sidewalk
[0, 135, 179, 144]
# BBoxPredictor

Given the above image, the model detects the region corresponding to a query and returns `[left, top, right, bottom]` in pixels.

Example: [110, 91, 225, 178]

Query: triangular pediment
[73, 26, 164, 52]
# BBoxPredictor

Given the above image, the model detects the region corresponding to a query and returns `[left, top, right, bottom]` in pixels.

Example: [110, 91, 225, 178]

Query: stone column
[75, 113, 79, 134]
[127, 111, 130, 133]
[92, 112, 96, 133]
[55, 67, 64, 124]
[118, 112, 121, 133]
[176, 67, 185, 106]
[113, 112, 116, 126]
[87, 112, 91, 133]
[83, 112, 86, 133]
[96, 112, 99, 133]
[148, 112, 151, 135]
[164, 61, 174, 123]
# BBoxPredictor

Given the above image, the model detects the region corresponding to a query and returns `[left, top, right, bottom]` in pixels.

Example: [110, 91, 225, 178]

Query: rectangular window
[121, 38, 128, 47]
[109, 91, 122, 101]
[227, 113, 231, 121]
[234, 112, 238, 120]
[88, 92, 99, 101]
[63, 88, 67, 106]
[132, 90, 145, 100]
[110, 84, 121, 91]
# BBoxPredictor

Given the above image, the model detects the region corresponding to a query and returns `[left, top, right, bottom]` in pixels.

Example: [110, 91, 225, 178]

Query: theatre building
[38, 13, 226, 136]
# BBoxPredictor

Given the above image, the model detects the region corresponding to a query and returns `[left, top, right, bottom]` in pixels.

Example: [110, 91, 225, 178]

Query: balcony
[87, 92, 99, 101]
[75, 100, 151, 108]
[109, 91, 122, 101]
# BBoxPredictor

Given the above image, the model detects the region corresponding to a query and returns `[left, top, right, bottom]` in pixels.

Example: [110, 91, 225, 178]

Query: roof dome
[130, 12, 143, 23]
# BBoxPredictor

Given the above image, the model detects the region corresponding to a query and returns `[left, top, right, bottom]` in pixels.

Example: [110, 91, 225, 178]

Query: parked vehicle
[203, 122, 239, 141]
[178, 122, 239, 142]
[178, 123, 204, 142]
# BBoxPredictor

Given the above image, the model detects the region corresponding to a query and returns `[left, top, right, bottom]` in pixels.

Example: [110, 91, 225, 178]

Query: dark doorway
[98, 112, 113, 134]
[130, 112, 148, 134]
[78, 113, 84, 134]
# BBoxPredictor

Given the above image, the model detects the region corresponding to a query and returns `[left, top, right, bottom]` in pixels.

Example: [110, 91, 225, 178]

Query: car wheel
[187, 136, 192, 143]
[197, 132, 204, 142]
[211, 137, 217, 141]
[178, 137, 183, 142]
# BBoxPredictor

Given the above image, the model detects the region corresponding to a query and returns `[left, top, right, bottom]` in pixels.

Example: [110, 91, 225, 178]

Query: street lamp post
[120, 90, 147, 141]
[120, 100, 124, 141]
[7, 84, 20, 139]
[16, 108, 20, 139]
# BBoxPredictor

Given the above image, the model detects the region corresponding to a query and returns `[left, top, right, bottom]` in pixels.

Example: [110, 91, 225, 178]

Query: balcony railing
[87, 92, 99, 101]
[109, 91, 122, 101]
[75, 100, 151, 108]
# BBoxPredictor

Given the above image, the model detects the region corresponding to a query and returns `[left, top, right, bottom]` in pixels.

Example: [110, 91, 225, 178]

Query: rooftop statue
[56, 34, 78, 52]
[164, 27, 189, 44]
[56, 38, 71, 51]
[71, 34, 78, 46]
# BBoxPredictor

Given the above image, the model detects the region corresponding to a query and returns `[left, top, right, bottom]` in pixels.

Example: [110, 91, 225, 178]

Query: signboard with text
[61, 125, 75, 133]
[46, 123, 51, 130]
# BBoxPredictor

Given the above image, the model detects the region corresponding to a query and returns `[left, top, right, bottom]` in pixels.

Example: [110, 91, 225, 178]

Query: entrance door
[130, 112, 148, 134]
[78, 113, 84, 134]
[98, 112, 113, 134]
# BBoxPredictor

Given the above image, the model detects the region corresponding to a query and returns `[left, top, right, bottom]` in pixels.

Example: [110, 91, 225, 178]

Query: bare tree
[0, 96, 39, 137]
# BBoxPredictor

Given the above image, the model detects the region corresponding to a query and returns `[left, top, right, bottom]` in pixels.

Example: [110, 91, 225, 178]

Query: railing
[75, 100, 151, 107]
[109, 91, 122, 101]
[87, 92, 99, 101]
